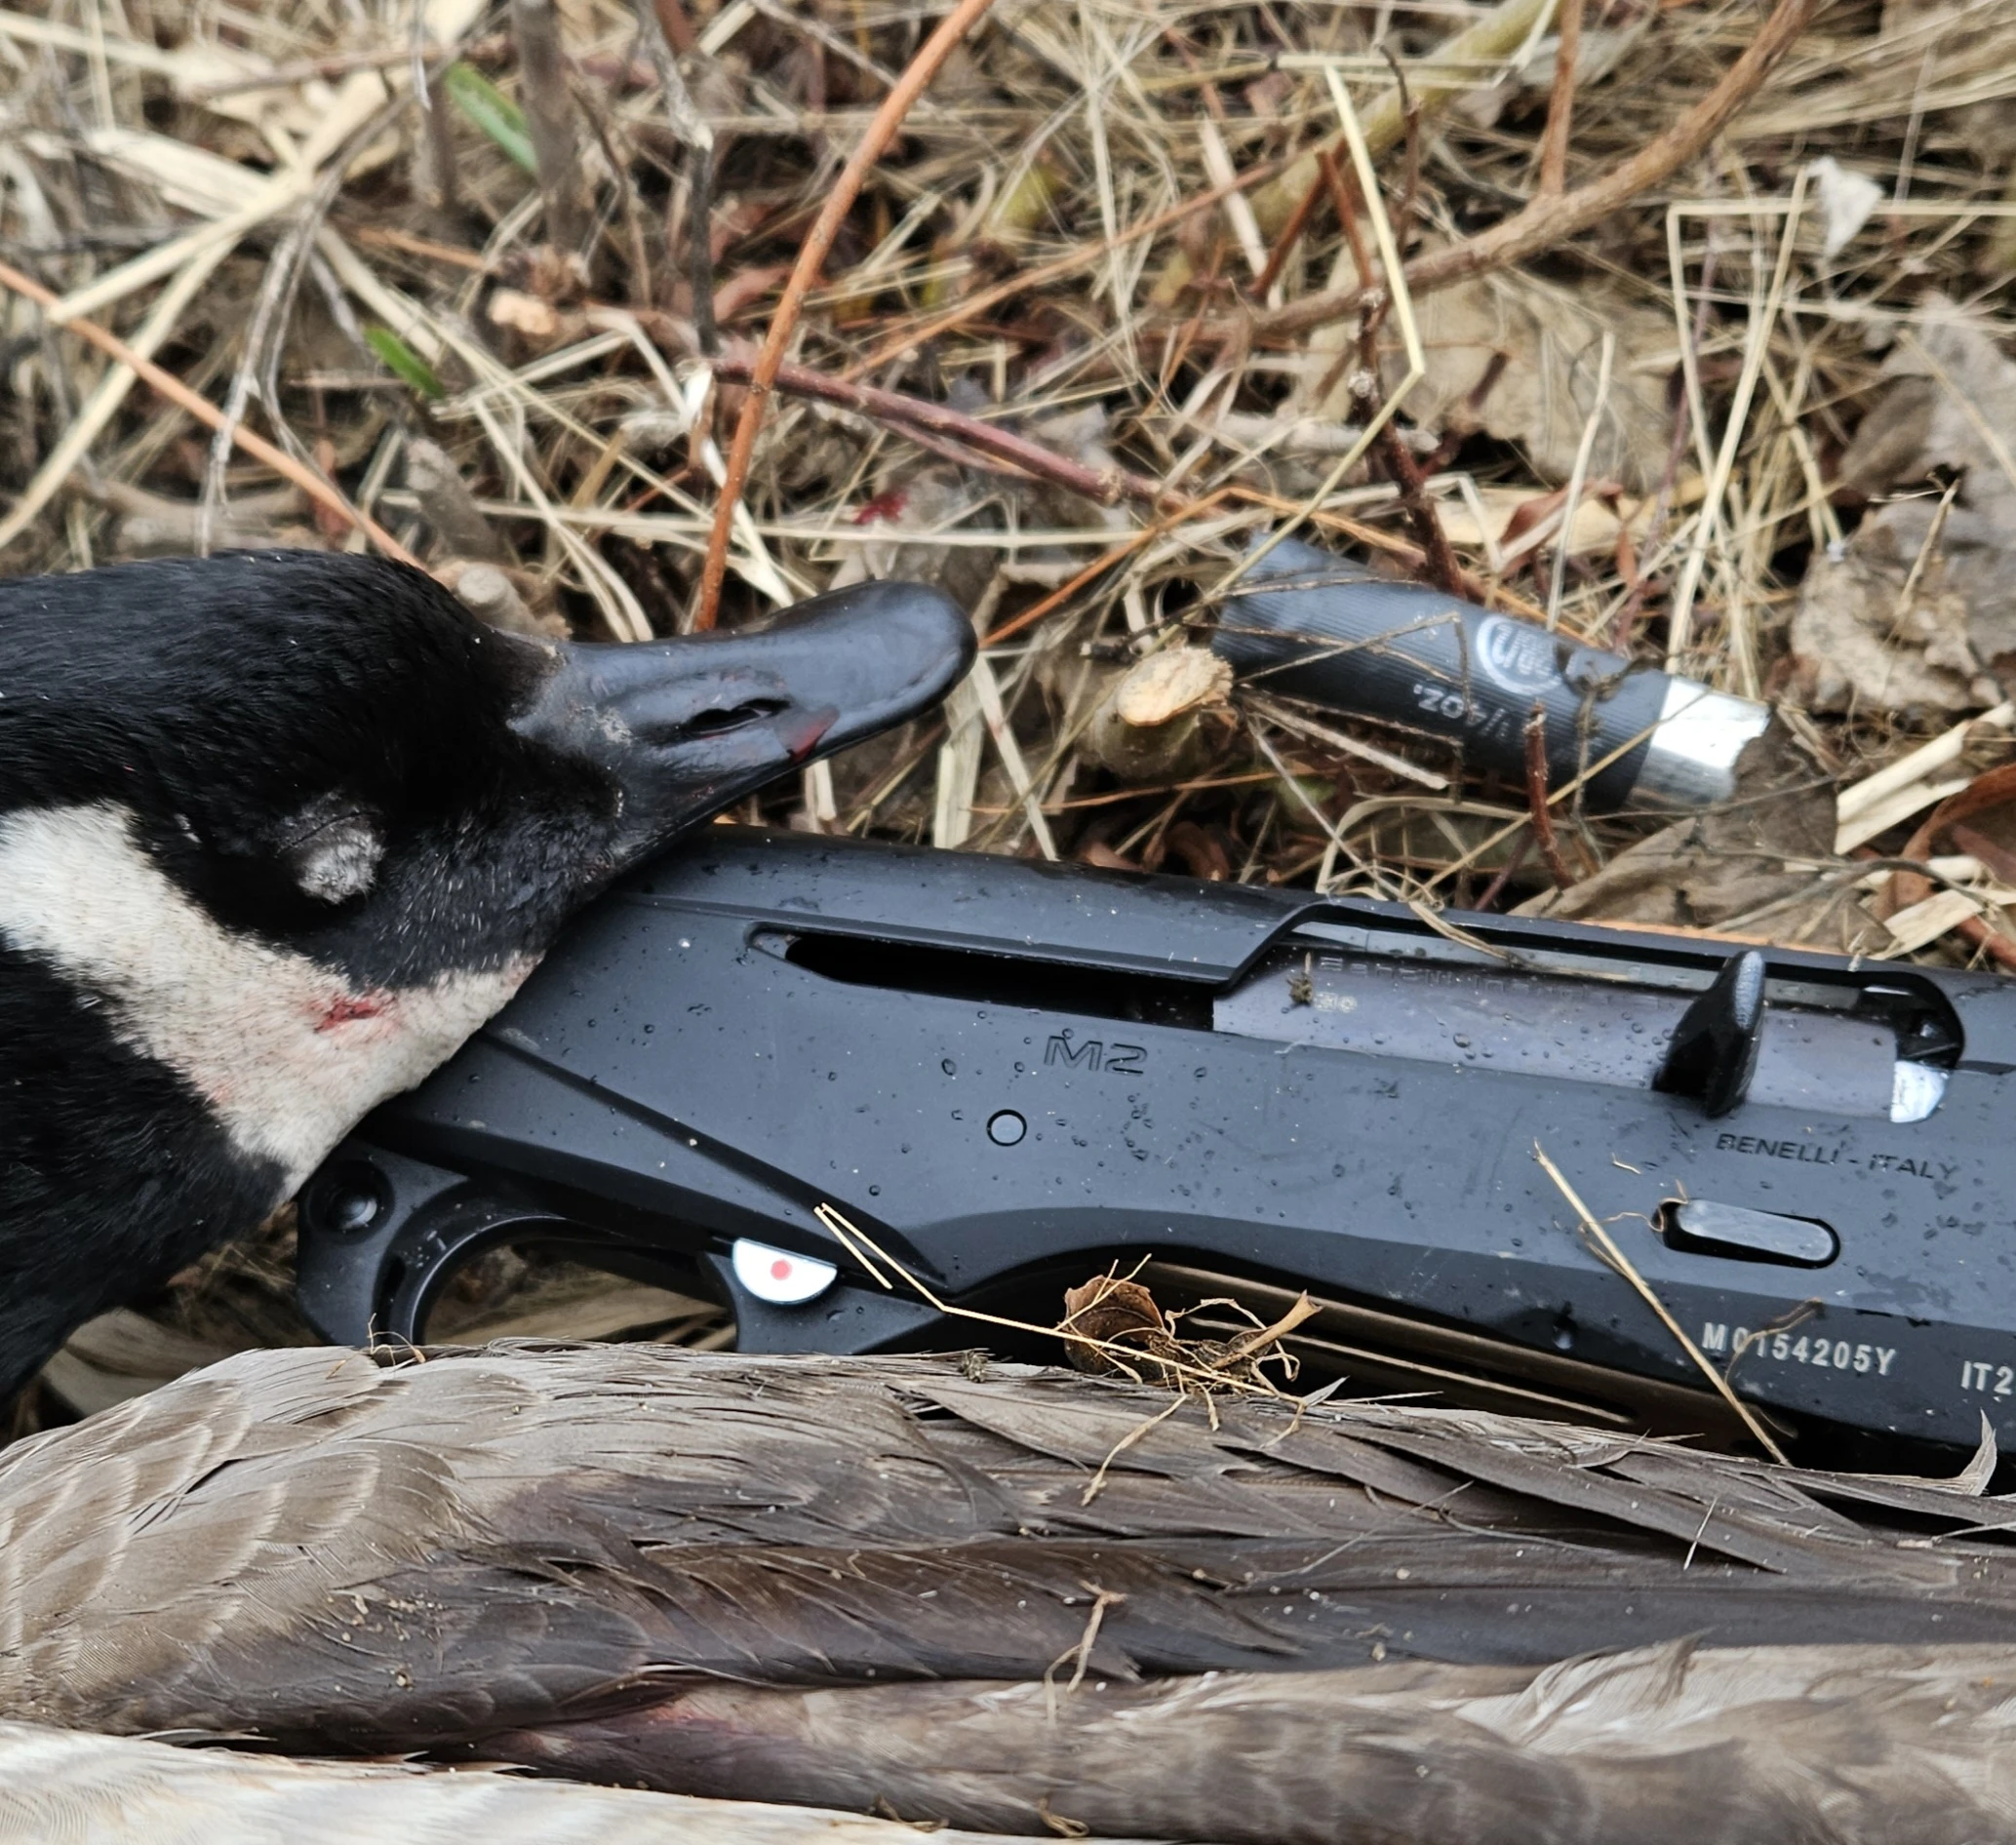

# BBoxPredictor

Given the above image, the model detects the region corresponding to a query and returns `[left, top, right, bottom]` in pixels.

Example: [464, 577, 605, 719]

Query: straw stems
[0, 257, 418, 569]
[854, 160, 1283, 377]
[692, 0, 1001, 630]
[1252, 0, 1821, 342]
[1533, 1144, 1792, 1465]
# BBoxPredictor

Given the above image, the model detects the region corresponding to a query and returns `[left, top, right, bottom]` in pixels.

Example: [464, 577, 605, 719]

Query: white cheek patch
[287, 811, 384, 904]
[0, 805, 536, 1193]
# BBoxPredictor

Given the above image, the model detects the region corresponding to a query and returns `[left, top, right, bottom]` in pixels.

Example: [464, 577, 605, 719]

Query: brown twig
[1340, 254, 1459, 596]
[1536, 0, 1584, 196]
[0, 257, 418, 569]
[1523, 705, 1577, 890]
[1248, 0, 1819, 343]
[1473, 832, 1536, 912]
[1251, 160, 1328, 298]
[1306, 149, 1378, 420]
[651, 0, 697, 56]
[710, 348, 1166, 507]
[692, 0, 1001, 630]
[1381, 44, 1422, 254]
[513, 0, 588, 252]
[1373, 414, 1464, 596]
[980, 491, 1237, 648]
[1952, 912, 2016, 975]
[349, 224, 489, 270]
[1317, 146, 1374, 296]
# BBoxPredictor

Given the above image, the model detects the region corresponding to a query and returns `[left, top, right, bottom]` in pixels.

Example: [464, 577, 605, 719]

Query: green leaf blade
[443, 62, 536, 176]
[364, 325, 446, 400]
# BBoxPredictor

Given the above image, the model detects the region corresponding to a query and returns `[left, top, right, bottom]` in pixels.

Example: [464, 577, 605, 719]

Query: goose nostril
[676, 698, 789, 739]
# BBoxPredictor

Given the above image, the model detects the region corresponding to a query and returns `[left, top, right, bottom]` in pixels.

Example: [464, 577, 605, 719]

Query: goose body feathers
[3, 1345, 2016, 1839]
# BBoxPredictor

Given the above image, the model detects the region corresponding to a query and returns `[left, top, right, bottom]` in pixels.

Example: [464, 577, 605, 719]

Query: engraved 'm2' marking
[1045, 1032, 1146, 1076]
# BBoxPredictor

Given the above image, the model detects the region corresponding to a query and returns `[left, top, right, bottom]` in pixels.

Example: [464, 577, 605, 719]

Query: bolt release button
[1660, 1197, 1838, 1267]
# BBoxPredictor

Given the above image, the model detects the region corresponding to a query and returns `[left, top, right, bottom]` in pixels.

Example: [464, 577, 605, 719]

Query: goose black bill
[510, 579, 975, 862]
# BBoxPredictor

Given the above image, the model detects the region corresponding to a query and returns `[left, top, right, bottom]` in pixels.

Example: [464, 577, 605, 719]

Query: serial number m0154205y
[1700, 1320, 1898, 1378]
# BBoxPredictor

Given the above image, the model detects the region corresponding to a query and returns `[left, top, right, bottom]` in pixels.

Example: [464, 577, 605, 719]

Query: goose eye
[282, 810, 384, 903]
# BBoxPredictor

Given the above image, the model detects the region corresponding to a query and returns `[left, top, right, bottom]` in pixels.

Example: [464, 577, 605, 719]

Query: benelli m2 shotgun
[297, 828, 2016, 1468]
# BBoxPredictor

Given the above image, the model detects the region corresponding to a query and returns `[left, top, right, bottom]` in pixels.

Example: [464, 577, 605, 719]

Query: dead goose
[3, 1344, 2016, 1841]
[0, 552, 969, 1396]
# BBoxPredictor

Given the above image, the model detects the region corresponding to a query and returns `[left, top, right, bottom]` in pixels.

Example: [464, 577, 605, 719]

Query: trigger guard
[296, 1142, 572, 1348]
[376, 1195, 573, 1347]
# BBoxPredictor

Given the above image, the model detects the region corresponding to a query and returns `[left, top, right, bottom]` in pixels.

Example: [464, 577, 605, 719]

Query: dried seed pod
[1059, 1275, 1175, 1376]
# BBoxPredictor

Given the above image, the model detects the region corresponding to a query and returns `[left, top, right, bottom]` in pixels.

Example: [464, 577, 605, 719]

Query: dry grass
[9, 0, 2016, 1411]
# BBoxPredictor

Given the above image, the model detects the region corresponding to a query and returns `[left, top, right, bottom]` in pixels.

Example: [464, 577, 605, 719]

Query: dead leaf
[1787, 541, 2000, 719]
[1056, 1273, 1308, 1393]
[1832, 296, 2016, 673]
[1300, 256, 1677, 492]
[1060, 1276, 1167, 1374]
[1517, 722, 1866, 947]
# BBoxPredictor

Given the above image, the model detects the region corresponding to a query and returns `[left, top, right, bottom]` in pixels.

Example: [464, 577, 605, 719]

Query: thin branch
[1373, 413, 1463, 596]
[1953, 911, 2016, 975]
[708, 348, 1166, 507]
[1473, 832, 1535, 912]
[692, 0, 1001, 630]
[513, 0, 588, 252]
[1381, 43, 1421, 253]
[1251, 160, 1328, 298]
[1523, 706, 1577, 890]
[1318, 146, 1373, 296]
[1249, 0, 1819, 343]
[0, 257, 418, 569]
[1536, 0, 1584, 196]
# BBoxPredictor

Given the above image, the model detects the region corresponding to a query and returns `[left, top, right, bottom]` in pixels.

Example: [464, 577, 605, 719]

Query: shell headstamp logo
[1475, 615, 1561, 699]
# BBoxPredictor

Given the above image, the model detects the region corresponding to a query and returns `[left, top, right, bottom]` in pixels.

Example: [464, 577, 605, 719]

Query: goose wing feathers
[2, 1345, 2013, 1749]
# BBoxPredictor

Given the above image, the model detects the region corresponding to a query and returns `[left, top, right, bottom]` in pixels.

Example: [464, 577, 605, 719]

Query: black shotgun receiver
[297, 828, 2016, 1467]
